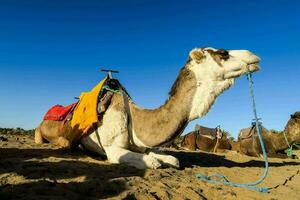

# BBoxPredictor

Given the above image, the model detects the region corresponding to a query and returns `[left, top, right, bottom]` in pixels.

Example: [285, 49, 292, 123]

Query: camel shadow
[0, 148, 144, 199]
[163, 150, 300, 169]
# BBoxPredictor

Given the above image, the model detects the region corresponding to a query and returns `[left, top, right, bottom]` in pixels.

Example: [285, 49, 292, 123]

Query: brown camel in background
[232, 112, 300, 158]
[179, 125, 232, 152]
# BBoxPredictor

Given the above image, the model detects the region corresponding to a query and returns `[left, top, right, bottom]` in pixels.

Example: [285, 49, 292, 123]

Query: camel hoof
[147, 155, 162, 169]
[164, 156, 180, 168]
[149, 152, 180, 168]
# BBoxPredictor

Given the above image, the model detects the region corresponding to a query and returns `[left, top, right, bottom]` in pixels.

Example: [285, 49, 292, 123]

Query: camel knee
[56, 137, 71, 148]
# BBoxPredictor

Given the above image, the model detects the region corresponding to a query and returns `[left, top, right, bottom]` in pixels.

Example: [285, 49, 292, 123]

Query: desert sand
[0, 132, 299, 200]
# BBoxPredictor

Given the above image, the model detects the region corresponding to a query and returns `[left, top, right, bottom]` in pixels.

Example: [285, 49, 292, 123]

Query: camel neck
[129, 69, 197, 147]
[127, 66, 235, 147]
[271, 133, 291, 151]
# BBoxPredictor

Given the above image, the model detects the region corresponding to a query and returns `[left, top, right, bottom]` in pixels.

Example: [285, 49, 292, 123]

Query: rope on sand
[196, 70, 269, 193]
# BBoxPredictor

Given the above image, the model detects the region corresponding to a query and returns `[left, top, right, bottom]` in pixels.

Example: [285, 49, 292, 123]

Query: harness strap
[213, 126, 222, 153]
[60, 103, 78, 129]
[213, 137, 220, 153]
[199, 133, 216, 140]
[283, 131, 291, 148]
[102, 85, 120, 94]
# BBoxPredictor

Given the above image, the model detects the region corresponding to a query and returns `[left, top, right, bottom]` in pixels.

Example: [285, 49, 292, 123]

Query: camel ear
[189, 49, 205, 63]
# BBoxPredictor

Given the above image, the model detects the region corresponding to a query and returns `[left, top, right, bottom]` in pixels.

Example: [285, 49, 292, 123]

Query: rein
[196, 69, 269, 193]
[283, 131, 300, 157]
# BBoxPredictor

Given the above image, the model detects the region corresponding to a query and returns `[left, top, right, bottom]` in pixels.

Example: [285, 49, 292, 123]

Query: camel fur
[35, 47, 260, 169]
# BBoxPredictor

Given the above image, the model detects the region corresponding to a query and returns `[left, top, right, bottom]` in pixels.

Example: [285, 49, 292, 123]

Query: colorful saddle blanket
[44, 103, 78, 121]
[42, 77, 120, 135]
[71, 78, 107, 133]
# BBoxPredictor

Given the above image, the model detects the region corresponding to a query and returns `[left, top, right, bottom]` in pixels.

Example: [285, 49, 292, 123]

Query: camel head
[291, 112, 300, 119]
[285, 112, 300, 141]
[186, 47, 261, 120]
[187, 47, 260, 82]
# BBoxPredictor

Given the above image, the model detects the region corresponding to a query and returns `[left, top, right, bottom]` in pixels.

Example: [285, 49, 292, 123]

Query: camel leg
[34, 126, 43, 144]
[267, 153, 289, 159]
[35, 126, 70, 148]
[148, 151, 180, 168]
[54, 137, 71, 148]
[104, 146, 162, 169]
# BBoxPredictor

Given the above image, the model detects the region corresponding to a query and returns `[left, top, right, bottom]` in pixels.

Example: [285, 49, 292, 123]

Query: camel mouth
[224, 62, 260, 79]
[247, 62, 260, 73]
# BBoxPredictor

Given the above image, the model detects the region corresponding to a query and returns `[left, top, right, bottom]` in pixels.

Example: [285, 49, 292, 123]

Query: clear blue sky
[0, 0, 299, 138]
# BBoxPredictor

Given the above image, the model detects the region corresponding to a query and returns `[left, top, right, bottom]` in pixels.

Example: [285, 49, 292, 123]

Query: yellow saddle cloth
[71, 78, 107, 134]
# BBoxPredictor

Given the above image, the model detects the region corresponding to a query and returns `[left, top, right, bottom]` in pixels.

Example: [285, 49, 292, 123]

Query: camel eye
[217, 49, 229, 60]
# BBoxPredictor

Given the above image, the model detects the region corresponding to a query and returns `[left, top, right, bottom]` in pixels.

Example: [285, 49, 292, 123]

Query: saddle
[44, 103, 78, 121]
[43, 78, 122, 130]
[238, 126, 255, 140]
[238, 125, 268, 140]
[195, 125, 223, 140]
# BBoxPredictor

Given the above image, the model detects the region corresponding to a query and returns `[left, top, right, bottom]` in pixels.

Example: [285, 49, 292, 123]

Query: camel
[35, 47, 260, 169]
[231, 125, 270, 157]
[232, 112, 300, 158]
[179, 125, 232, 152]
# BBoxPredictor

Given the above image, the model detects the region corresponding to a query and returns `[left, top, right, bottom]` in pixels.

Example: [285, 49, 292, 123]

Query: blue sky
[0, 0, 299, 138]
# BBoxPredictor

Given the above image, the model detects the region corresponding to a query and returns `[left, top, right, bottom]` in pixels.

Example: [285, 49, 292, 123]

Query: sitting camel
[179, 125, 232, 152]
[232, 112, 300, 158]
[35, 47, 260, 169]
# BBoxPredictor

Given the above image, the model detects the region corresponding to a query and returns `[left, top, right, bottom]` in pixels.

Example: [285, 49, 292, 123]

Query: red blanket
[44, 103, 78, 121]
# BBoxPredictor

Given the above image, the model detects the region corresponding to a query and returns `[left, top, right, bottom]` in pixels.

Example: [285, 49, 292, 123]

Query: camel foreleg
[104, 146, 162, 169]
[34, 126, 43, 144]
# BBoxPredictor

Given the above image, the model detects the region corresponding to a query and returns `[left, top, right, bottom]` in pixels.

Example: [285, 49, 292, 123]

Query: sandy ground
[0, 132, 300, 200]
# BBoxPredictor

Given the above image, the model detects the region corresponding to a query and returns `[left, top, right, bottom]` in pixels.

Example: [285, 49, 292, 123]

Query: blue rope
[196, 71, 269, 193]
